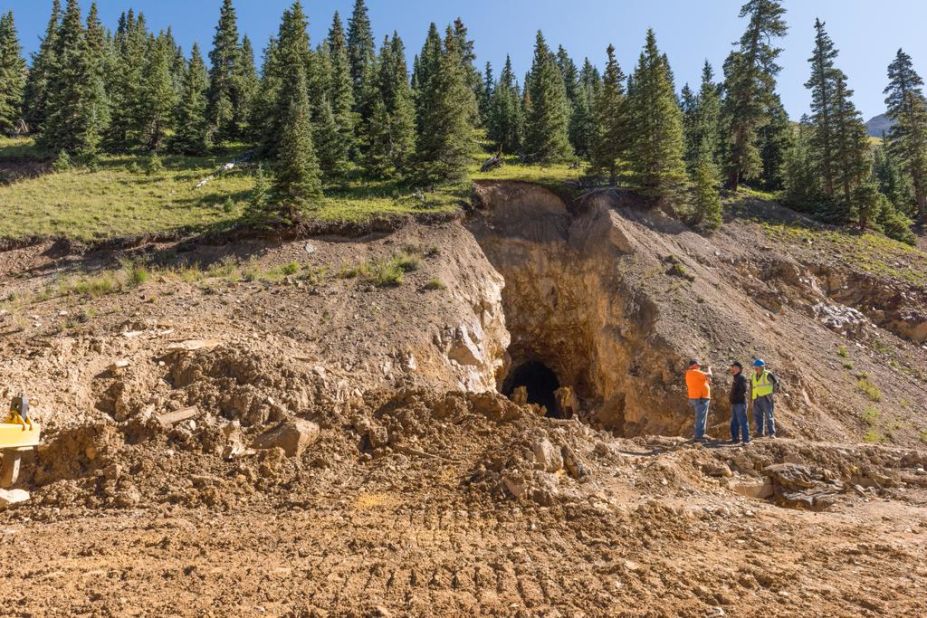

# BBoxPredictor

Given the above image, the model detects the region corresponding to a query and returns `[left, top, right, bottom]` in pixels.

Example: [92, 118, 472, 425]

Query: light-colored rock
[0, 488, 30, 509]
[533, 438, 563, 473]
[447, 324, 483, 367]
[732, 479, 775, 500]
[252, 419, 320, 458]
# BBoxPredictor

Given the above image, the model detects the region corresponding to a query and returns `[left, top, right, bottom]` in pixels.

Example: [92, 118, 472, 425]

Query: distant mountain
[866, 114, 894, 138]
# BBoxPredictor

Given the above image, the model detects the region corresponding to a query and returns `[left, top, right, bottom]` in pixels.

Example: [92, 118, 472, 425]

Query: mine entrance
[502, 361, 563, 418]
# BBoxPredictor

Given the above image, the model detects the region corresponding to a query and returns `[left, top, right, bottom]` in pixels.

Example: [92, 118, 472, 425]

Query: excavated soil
[1, 182, 927, 616]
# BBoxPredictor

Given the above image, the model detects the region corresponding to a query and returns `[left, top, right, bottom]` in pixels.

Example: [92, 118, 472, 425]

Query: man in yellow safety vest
[751, 360, 779, 438]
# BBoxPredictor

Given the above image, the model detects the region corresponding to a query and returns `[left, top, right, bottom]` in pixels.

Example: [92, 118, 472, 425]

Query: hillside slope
[1, 181, 926, 615]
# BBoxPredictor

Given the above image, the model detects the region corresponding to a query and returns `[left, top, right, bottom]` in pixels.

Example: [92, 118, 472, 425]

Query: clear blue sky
[3, 0, 926, 120]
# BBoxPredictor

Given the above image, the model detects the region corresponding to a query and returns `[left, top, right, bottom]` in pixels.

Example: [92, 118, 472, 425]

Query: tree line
[0, 0, 924, 237]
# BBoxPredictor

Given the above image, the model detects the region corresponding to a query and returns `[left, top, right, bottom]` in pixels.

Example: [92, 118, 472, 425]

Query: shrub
[856, 378, 882, 402]
[861, 406, 880, 426]
[394, 252, 421, 273]
[129, 264, 150, 287]
[366, 259, 404, 287]
[145, 153, 164, 176]
[52, 151, 71, 173]
[424, 278, 447, 291]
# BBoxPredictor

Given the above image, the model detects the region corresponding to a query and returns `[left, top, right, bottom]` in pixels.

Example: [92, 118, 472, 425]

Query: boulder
[252, 419, 320, 458]
[0, 488, 30, 509]
[532, 438, 563, 473]
[732, 479, 775, 500]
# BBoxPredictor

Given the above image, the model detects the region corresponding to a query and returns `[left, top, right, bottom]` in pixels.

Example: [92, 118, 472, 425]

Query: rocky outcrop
[468, 182, 693, 435]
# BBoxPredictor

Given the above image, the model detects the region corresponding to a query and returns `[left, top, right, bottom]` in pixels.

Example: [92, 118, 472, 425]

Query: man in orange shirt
[685, 359, 713, 442]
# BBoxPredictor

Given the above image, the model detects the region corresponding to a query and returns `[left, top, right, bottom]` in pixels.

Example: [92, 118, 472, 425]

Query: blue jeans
[754, 396, 775, 437]
[730, 403, 750, 443]
[689, 398, 710, 440]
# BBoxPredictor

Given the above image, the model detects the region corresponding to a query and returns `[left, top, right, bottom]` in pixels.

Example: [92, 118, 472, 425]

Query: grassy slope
[0, 138, 586, 243]
[3, 136, 921, 288]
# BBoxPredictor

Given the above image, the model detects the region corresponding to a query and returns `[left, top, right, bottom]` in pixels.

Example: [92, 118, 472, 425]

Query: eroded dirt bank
[1, 181, 926, 616]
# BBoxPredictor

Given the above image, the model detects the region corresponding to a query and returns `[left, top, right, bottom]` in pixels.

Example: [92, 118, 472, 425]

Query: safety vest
[752, 371, 774, 400]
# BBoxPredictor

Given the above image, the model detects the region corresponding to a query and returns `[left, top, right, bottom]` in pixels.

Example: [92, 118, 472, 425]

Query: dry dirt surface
[1, 182, 927, 616]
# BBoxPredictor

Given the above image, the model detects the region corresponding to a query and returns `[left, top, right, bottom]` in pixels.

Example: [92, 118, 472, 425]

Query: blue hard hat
[753, 359, 766, 368]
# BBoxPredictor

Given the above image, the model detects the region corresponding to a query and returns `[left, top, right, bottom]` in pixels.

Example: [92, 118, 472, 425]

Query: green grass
[856, 378, 882, 402]
[863, 428, 885, 444]
[471, 155, 583, 185]
[423, 277, 447, 291]
[338, 250, 428, 288]
[761, 221, 927, 287]
[0, 140, 463, 242]
[0, 135, 43, 161]
[920, 430, 927, 445]
[0, 148, 253, 241]
[837, 345, 849, 358]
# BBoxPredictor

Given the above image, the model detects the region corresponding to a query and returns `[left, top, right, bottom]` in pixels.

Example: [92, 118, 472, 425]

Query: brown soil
[1, 182, 926, 616]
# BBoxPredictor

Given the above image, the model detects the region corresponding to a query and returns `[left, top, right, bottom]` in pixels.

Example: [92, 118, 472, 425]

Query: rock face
[252, 419, 320, 458]
[469, 182, 697, 435]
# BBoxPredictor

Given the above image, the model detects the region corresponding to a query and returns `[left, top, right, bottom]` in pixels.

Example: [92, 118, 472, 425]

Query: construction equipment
[1, 393, 41, 488]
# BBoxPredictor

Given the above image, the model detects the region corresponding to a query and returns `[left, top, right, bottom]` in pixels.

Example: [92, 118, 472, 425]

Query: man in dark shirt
[728, 362, 750, 444]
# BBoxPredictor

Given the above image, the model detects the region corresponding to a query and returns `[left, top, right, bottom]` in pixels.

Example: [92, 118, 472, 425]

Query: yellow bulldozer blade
[0, 423, 41, 450]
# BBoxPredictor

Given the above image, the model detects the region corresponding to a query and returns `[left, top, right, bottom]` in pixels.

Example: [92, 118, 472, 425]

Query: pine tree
[361, 33, 415, 178]
[691, 150, 723, 229]
[139, 33, 178, 150]
[783, 115, 822, 212]
[589, 44, 627, 184]
[758, 94, 792, 190]
[832, 73, 870, 212]
[249, 162, 271, 219]
[413, 24, 443, 134]
[250, 37, 278, 145]
[23, 0, 61, 134]
[164, 28, 186, 97]
[523, 31, 572, 163]
[487, 55, 523, 154]
[722, 0, 788, 190]
[41, 0, 104, 157]
[170, 43, 210, 155]
[626, 29, 688, 204]
[106, 11, 149, 149]
[806, 19, 839, 197]
[206, 0, 241, 142]
[884, 49, 927, 222]
[683, 62, 722, 171]
[414, 26, 476, 184]
[273, 64, 323, 221]
[326, 12, 355, 156]
[347, 0, 375, 113]
[451, 18, 482, 121]
[0, 11, 27, 135]
[580, 58, 602, 101]
[258, 2, 312, 159]
[873, 143, 914, 216]
[681, 84, 699, 168]
[234, 36, 258, 139]
[314, 96, 346, 175]
[479, 62, 494, 128]
[557, 45, 596, 157]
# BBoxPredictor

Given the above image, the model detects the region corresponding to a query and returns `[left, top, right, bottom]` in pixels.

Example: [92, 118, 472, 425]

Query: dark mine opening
[502, 361, 564, 418]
